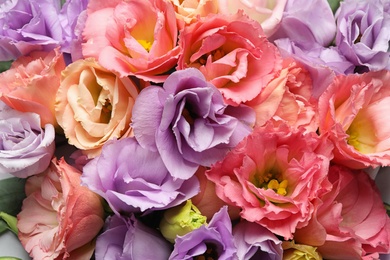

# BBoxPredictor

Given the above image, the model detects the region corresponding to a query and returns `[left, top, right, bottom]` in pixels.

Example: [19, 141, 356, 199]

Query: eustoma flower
[270, 0, 336, 47]
[233, 220, 283, 259]
[81, 137, 199, 214]
[246, 57, 318, 132]
[0, 48, 65, 127]
[217, 0, 287, 37]
[0, 102, 55, 178]
[318, 70, 390, 169]
[95, 214, 171, 260]
[169, 206, 237, 259]
[206, 123, 333, 239]
[335, 0, 390, 72]
[17, 158, 105, 260]
[82, 0, 180, 82]
[55, 58, 139, 158]
[0, 0, 87, 61]
[177, 11, 282, 106]
[131, 68, 255, 179]
[168, 0, 219, 29]
[59, 0, 89, 61]
[294, 165, 390, 259]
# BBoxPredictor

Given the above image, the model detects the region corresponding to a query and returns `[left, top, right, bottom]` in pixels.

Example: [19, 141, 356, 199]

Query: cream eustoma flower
[217, 0, 287, 36]
[55, 58, 139, 158]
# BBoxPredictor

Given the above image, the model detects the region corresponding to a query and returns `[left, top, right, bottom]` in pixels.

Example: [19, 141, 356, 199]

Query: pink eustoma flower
[318, 70, 390, 169]
[294, 165, 390, 259]
[82, 0, 180, 82]
[206, 123, 333, 239]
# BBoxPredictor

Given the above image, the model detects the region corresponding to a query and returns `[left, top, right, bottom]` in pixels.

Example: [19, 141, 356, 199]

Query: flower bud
[159, 200, 207, 243]
[282, 241, 322, 260]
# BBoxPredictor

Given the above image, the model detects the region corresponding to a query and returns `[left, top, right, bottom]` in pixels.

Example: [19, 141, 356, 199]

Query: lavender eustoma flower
[270, 0, 336, 47]
[81, 137, 199, 215]
[169, 206, 237, 260]
[58, 0, 89, 61]
[0, 0, 88, 61]
[0, 101, 55, 178]
[335, 0, 390, 72]
[131, 68, 255, 180]
[95, 214, 171, 260]
[232, 220, 283, 260]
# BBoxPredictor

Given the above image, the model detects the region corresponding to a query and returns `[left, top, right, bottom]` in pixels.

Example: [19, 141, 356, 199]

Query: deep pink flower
[206, 124, 333, 239]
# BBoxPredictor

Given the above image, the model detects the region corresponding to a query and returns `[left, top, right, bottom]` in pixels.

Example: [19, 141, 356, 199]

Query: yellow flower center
[137, 39, 153, 52]
[346, 110, 376, 154]
[252, 171, 289, 196]
[267, 179, 288, 196]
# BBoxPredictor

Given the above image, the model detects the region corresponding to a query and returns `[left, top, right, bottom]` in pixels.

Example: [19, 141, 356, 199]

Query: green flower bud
[159, 200, 207, 243]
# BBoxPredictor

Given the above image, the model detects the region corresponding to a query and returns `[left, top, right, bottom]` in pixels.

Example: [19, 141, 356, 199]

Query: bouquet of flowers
[0, 0, 390, 259]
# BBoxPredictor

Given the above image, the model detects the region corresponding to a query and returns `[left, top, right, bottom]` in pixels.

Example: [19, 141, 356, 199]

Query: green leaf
[0, 61, 12, 73]
[0, 219, 8, 234]
[385, 202, 390, 217]
[0, 212, 18, 235]
[327, 0, 341, 13]
[0, 178, 26, 216]
[0, 257, 22, 260]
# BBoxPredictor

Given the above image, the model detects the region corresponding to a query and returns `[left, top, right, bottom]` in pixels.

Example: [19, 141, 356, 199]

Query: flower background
[0, 0, 390, 259]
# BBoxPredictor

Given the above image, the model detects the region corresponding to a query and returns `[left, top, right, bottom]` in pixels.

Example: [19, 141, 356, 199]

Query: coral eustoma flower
[246, 57, 318, 132]
[0, 48, 65, 128]
[206, 124, 333, 239]
[17, 158, 105, 260]
[82, 0, 180, 82]
[318, 70, 390, 169]
[177, 11, 282, 106]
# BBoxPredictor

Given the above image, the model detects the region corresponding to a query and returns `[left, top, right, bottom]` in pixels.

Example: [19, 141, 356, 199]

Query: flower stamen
[267, 179, 288, 196]
[137, 39, 153, 52]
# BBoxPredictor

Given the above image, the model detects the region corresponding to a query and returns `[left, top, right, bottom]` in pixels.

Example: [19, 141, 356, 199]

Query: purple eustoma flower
[95, 214, 172, 260]
[169, 206, 237, 260]
[270, 0, 336, 47]
[131, 68, 255, 180]
[58, 0, 89, 61]
[232, 220, 283, 260]
[0, 101, 55, 178]
[335, 0, 390, 71]
[81, 137, 199, 215]
[0, 0, 88, 61]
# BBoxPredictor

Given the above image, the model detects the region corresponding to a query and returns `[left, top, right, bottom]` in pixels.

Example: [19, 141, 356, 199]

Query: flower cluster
[0, 0, 389, 259]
